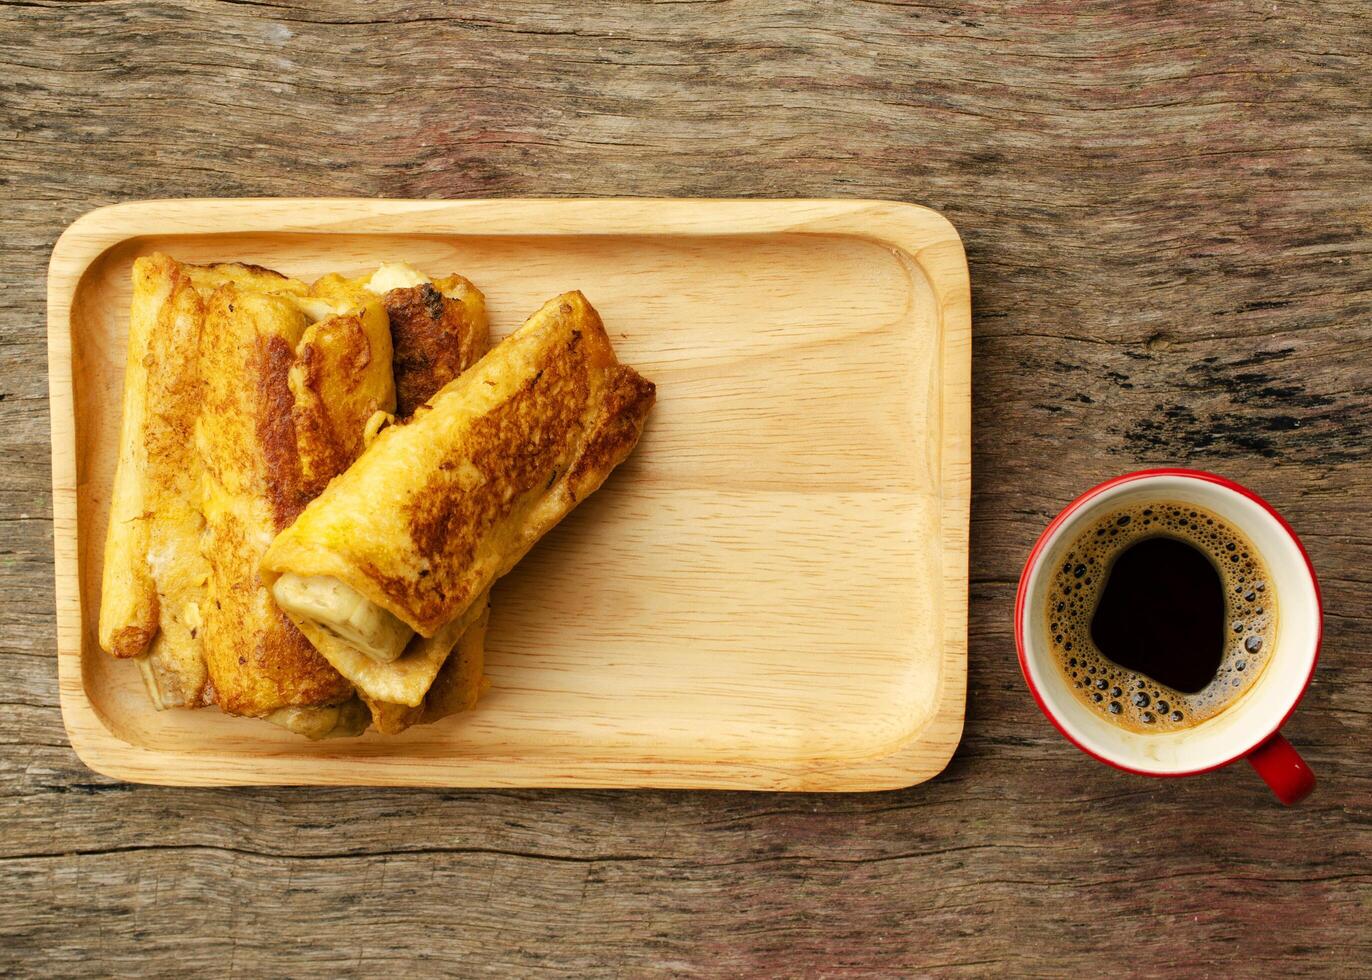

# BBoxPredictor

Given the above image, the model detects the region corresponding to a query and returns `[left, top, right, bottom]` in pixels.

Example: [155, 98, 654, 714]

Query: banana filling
[365, 261, 429, 294]
[264, 699, 371, 740]
[272, 573, 414, 663]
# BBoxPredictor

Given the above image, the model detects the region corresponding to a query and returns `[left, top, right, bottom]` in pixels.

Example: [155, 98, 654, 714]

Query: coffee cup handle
[1246, 731, 1315, 805]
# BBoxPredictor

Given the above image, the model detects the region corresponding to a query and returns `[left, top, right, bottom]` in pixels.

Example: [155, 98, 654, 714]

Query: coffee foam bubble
[1047, 502, 1275, 734]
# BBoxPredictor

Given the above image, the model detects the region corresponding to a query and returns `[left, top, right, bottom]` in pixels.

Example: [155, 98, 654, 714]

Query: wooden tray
[48, 198, 970, 790]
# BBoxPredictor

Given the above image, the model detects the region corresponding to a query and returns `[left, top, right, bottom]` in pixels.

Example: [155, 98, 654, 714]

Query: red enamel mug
[1015, 469, 1321, 804]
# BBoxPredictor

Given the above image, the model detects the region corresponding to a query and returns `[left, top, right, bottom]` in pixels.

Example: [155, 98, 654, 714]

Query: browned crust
[568, 364, 657, 503]
[358, 277, 491, 731]
[191, 684, 214, 708]
[290, 312, 378, 500]
[105, 255, 214, 711]
[199, 285, 368, 716]
[198, 422, 353, 716]
[209, 603, 353, 717]
[290, 339, 334, 498]
[102, 254, 193, 660]
[363, 695, 421, 735]
[390, 321, 595, 623]
[384, 277, 488, 417]
[256, 311, 388, 530]
[333, 293, 653, 634]
[254, 608, 352, 712]
[234, 262, 290, 279]
[143, 262, 206, 491]
[197, 261, 293, 282]
[109, 624, 156, 659]
[257, 334, 310, 528]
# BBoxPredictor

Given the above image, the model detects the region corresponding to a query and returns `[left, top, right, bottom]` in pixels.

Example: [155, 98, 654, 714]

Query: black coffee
[1046, 502, 1276, 733]
[1090, 536, 1224, 693]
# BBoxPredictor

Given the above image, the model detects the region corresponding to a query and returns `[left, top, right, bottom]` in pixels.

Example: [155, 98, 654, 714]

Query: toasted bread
[196, 285, 394, 717]
[99, 255, 211, 708]
[262, 291, 655, 705]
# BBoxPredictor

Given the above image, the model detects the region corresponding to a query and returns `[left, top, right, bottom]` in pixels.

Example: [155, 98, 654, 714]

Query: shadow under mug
[1015, 469, 1321, 804]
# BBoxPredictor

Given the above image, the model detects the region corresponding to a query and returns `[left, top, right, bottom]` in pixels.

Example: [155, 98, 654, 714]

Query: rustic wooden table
[4, 1, 1369, 975]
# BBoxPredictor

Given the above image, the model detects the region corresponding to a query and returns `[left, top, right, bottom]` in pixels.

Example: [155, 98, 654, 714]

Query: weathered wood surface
[2, 0, 1369, 974]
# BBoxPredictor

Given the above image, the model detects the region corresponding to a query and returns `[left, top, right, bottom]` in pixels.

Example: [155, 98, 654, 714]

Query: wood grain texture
[49, 198, 970, 790]
[3, 0, 1369, 974]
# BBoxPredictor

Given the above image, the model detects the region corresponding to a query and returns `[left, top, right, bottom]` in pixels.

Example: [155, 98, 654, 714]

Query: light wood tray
[48, 198, 970, 790]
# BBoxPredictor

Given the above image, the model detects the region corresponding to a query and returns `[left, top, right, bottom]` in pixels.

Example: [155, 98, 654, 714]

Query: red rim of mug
[1013, 468, 1323, 778]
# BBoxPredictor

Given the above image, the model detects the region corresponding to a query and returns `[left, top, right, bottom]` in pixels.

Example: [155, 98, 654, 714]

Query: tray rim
[47, 197, 970, 791]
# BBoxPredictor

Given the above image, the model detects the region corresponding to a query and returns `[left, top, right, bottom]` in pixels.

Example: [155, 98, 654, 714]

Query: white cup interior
[1019, 474, 1320, 774]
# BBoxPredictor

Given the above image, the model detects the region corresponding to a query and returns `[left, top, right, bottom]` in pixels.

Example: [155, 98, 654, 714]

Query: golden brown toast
[261, 291, 655, 706]
[361, 274, 490, 729]
[306, 266, 488, 417]
[383, 274, 488, 417]
[101, 256, 313, 708]
[102, 254, 495, 733]
[196, 284, 394, 717]
[99, 255, 211, 707]
[295, 263, 493, 726]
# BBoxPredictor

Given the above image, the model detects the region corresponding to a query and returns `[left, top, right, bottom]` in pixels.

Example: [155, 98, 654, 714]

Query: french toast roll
[263, 291, 655, 706]
[99, 254, 212, 707]
[290, 263, 494, 727]
[196, 282, 394, 721]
